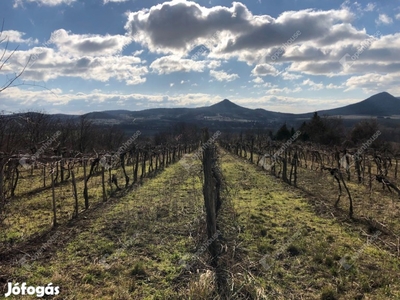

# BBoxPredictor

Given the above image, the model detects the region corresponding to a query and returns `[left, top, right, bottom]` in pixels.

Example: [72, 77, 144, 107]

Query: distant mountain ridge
[15, 92, 398, 121]
[83, 91, 400, 134]
[6, 92, 400, 135]
[83, 92, 399, 120]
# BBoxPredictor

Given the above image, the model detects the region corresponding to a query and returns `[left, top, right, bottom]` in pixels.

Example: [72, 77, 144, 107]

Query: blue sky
[0, 0, 399, 114]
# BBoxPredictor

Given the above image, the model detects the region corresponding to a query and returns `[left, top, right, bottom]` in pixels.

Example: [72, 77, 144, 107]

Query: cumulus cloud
[122, 0, 399, 78]
[125, 0, 400, 90]
[209, 70, 239, 82]
[5, 47, 146, 85]
[124, 0, 358, 59]
[49, 29, 133, 56]
[0, 27, 149, 85]
[251, 64, 278, 76]
[344, 72, 400, 95]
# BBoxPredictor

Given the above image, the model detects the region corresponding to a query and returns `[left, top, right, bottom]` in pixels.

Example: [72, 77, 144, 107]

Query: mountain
[85, 111, 115, 119]
[208, 99, 247, 111]
[5, 92, 400, 135]
[315, 92, 400, 116]
[84, 91, 400, 134]
[66, 92, 400, 125]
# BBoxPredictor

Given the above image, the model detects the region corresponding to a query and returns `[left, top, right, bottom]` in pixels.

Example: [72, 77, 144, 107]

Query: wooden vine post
[202, 128, 221, 266]
[108, 168, 113, 193]
[51, 166, 57, 227]
[43, 165, 46, 188]
[71, 168, 79, 217]
[83, 158, 89, 209]
[101, 166, 107, 202]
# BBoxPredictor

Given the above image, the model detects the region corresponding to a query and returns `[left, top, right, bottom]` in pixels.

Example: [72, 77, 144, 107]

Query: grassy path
[1, 158, 208, 299]
[219, 148, 400, 299]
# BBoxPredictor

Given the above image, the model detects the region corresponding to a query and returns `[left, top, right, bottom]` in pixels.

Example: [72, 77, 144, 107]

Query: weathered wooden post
[202, 129, 219, 265]
[51, 167, 57, 227]
[71, 168, 79, 217]
[43, 165, 46, 188]
[101, 166, 107, 202]
[83, 158, 89, 209]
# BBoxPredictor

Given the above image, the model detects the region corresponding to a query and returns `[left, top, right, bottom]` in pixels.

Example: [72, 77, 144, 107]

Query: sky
[0, 0, 399, 115]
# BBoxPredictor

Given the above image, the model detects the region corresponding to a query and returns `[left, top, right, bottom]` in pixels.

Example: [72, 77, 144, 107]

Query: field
[1, 147, 399, 299]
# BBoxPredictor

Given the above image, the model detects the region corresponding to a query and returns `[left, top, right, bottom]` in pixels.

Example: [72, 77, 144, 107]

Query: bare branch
[0, 20, 56, 95]
[0, 52, 31, 93]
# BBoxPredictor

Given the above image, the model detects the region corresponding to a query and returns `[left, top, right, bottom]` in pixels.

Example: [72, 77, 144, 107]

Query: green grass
[221, 148, 400, 299]
[0, 156, 163, 246]
[2, 154, 207, 299]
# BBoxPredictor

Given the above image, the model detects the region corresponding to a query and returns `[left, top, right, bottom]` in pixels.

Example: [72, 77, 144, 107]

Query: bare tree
[0, 19, 32, 93]
[77, 115, 94, 153]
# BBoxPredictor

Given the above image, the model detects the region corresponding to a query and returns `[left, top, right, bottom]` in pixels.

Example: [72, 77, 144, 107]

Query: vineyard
[1, 113, 400, 299]
[0, 113, 201, 248]
[220, 131, 400, 250]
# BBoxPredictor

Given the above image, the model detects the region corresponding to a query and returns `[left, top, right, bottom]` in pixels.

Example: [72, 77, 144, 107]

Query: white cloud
[209, 70, 239, 82]
[344, 72, 400, 95]
[376, 14, 393, 25]
[364, 3, 376, 12]
[251, 64, 278, 76]
[0, 87, 228, 112]
[251, 77, 264, 83]
[13, 0, 76, 7]
[396, 13, 400, 20]
[267, 87, 302, 94]
[49, 29, 132, 56]
[281, 71, 302, 80]
[133, 50, 144, 56]
[121, 0, 400, 82]
[0, 30, 38, 45]
[150, 55, 220, 74]
[302, 79, 324, 90]
[124, 1, 356, 60]
[5, 47, 147, 85]
[326, 83, 343, 89]
[104, 0, 129, 4]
